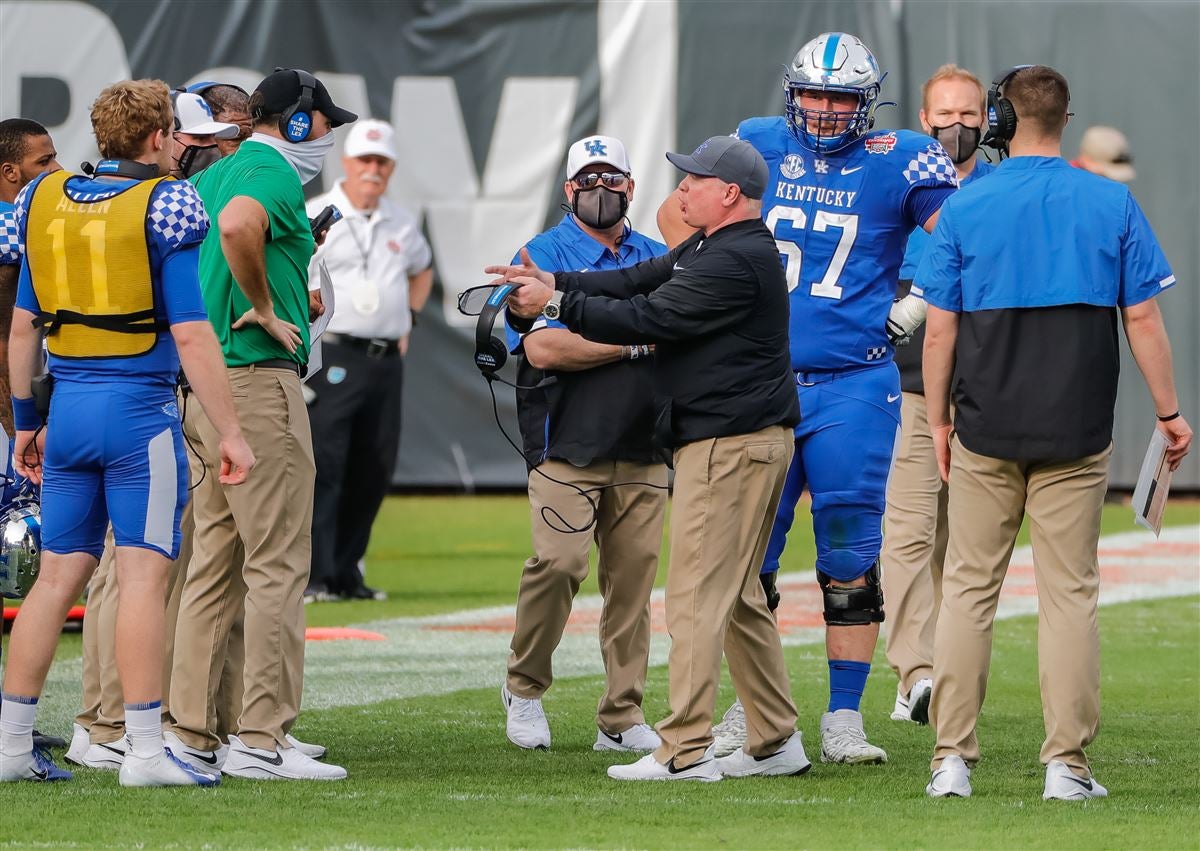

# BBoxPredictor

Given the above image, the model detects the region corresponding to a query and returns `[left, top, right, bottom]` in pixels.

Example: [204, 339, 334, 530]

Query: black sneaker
[342, 584, 386, 601]
[303, 583, 336, 605]
[33, 729, 69, 749]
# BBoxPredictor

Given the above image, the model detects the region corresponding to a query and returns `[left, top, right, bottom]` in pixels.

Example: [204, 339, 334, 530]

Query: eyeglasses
[572, 171, 629, 190]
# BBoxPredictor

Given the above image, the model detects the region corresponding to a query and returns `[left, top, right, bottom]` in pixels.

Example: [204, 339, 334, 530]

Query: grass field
[2, 496, 1197, 849]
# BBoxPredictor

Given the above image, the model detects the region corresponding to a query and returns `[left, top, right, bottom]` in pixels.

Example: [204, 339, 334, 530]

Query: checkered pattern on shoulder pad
[149, 179, 210, 249]
[903, 143, 958, 187]
[0, 207, 20, 266]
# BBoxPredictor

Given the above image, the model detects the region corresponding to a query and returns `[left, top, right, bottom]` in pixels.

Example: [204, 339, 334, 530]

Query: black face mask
[930, 123, 981, 165]
[571, 186, 628, 230]
[175, 142, 221, 178]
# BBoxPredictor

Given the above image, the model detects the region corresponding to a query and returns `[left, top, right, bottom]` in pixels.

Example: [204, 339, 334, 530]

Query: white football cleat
[501, 684, 550, 749]
[927, 754, 972, 798]
[608, 745, 721, 782]
[594, 723, 661, 753]
[0, 747, 72, 782]
[65, 723, 90, 765]
[286, 733, 327, 760]
[1043, 760, 1108, 801]
[221, 735, 347, 781]
[119, 748, 220, 787]
[820, 709, 888, 764]
[892, 678, 933, 724]
[716, 731, 811, 778]
[164, 731, 227, 773]
[712, 699, 747, 757]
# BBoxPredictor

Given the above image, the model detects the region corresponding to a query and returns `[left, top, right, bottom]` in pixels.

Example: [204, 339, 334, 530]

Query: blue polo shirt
[917, 156, 1174, 311]
[914, 156, 1175, 461]
[503, 214, 666, 468]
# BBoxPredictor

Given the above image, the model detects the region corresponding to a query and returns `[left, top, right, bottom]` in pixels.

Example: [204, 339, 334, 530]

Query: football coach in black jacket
[491, 136, 810, 783]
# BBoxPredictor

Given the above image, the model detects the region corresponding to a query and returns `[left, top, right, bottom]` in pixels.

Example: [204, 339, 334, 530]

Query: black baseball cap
[252, 69, 358, 127]
[666, 136, 769, 200]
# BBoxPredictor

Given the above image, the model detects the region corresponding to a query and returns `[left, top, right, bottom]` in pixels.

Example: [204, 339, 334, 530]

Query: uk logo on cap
[585, 138, 607, 156]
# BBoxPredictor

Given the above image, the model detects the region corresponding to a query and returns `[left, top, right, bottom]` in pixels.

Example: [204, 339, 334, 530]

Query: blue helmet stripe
[822, 33, 841, 71]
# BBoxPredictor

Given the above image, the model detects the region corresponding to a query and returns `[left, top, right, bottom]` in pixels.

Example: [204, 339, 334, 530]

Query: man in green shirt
[168, 69, 356, 782]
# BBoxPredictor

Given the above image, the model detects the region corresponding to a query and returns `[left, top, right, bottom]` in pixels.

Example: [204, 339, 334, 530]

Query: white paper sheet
[1132, 428, 1173, 536]
[304, 260, 336, 383]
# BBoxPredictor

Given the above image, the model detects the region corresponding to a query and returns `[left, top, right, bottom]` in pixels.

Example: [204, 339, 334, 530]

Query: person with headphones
[166, 68, 356, 781]
[498, 136, 669, 754]
[921, 65, 1191, 799]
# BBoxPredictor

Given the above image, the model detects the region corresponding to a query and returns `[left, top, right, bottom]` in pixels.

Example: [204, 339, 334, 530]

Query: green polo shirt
[194, 140, 313, 366]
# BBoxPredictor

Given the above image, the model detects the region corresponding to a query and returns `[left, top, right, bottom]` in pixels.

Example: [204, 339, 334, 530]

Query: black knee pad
[760, 570, 781, 612]
[818, 561, 885, 626]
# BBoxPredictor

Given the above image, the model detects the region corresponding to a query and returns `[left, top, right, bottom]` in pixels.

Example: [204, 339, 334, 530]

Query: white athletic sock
[124, 701, 164, 758]
[0, 693, 38, 756]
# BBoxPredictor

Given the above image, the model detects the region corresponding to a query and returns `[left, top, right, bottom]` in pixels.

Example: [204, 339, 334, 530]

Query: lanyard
[345, 212, 376, 276]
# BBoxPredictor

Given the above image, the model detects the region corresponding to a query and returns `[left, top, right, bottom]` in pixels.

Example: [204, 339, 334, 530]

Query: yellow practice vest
[26, 170, 169, 358]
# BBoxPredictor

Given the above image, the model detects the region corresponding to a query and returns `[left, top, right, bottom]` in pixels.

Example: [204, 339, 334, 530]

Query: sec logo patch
[780, 154, 805, 179]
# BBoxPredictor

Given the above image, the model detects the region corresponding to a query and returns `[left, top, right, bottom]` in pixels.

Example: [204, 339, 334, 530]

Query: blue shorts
[40, 381, 187, 560]
[761, 364, 901, 582]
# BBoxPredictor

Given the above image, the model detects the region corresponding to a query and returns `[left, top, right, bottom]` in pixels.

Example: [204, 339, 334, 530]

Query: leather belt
[250, 358, 305, 376]
[324, 332, 400, 359]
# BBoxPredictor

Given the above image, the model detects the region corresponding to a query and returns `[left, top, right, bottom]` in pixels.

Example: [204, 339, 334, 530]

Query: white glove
[886, 294, 928, 346]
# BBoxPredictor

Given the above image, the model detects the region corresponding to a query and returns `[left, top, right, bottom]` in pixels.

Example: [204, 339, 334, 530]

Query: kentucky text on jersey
[773, 184, 858, 208]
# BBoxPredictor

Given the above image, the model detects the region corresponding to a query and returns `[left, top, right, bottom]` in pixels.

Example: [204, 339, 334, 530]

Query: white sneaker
[76, 736, 129, 770]
[891, 678, 933, 724]
[221, 735, 347, 781]
[608, 745, 722, 782]
[594, 723, 661, 753]
[820, 709, 888, 764]
[1043, 760, 1108, 801]
[501, 684, 550, 749]
[712, 699, 747, 757]
[716, 731, 811, 778]
[286, 733, 327, 760]
[119, 748, 220, 787]
[0, 747, 72, 782]
[65, 723, 90, 765]
[164, 731, 227, 773]
[927, 754, 972, 798]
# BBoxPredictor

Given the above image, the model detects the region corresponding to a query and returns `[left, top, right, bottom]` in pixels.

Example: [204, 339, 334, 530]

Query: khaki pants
[77, 402, 246, 743]
[882, 392, 948, 695]
[931, 435, 1111, 776]
[653, 425, 798, 768]
[507, 459, 667, 732]
[170, 365, 313, 751]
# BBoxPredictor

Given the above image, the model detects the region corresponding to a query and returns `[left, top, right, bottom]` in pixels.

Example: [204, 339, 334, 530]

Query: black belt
[251, 358, 305, 376]
[324, 332, 400, 359]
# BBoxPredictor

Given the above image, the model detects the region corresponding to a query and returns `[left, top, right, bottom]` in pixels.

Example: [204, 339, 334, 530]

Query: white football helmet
[784, 32, 886, 153]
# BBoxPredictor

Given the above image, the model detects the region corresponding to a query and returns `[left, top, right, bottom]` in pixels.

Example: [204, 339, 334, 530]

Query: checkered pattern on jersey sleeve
[148, 179, 210, 250]
[903, 144, 959, 187]
[0, 207, 19, 265]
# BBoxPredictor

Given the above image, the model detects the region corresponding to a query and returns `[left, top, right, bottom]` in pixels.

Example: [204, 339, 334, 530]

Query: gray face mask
[572, 186, 628, 230]
[931, 123, 981, 165]
[176, 142, 221, 178]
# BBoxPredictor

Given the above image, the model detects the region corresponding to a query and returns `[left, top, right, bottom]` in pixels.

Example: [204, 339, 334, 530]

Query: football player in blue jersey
[659, 32, 959, 764]
[0, 80, 254, 787]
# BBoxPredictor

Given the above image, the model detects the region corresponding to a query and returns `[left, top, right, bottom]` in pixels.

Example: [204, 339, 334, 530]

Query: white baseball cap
[1078, 126, 1135, 183]
[344, 119, 397, 161]
[172, 91, 239, 139]
[566, 135, 631, 179]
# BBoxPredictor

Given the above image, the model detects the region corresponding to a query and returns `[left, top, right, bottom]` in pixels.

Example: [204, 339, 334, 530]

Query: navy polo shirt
[504, 215, 666, 468]
[917, 156, 1174, 460]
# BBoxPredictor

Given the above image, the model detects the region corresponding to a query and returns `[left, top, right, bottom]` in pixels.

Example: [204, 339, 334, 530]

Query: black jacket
[551, 218, 799, 448]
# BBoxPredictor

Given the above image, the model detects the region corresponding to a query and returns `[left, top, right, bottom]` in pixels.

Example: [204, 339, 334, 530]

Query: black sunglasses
[572, 171, 629, 190]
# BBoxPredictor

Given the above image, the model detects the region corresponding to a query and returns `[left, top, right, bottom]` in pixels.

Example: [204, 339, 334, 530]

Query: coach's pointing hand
[484, 247, 555, 288]
[504, 276, 555, 319]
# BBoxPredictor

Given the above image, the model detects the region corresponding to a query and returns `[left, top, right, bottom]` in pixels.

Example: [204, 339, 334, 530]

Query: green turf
[3, 595, 1197, 849]
[303, 495, 1200, 625]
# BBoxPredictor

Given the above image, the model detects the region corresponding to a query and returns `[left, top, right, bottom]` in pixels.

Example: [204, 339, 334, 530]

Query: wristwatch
[542, 290, 564, 321]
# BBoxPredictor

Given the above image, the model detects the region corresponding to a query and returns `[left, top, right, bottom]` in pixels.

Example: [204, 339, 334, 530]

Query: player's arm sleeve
[914, 212, 962, 312]
[558, 248, 755, 344]
[0, 207, 21, 267]
[1117, 193, 1175, 308]
[160, 245, 209, 324]
[904, 185, 956, 233]
[148, 181, 211, 324]
[14, 260, 40, 314]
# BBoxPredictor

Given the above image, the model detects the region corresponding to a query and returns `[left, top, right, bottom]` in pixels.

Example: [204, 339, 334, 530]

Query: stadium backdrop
[1, 0, 1196, 490]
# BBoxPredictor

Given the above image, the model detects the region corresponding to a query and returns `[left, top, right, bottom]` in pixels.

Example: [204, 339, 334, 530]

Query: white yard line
[34, 526, 1199, 727]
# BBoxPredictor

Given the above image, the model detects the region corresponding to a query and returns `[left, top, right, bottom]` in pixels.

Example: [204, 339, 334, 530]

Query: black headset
[981, 65, 1032, 156]
[471, 284, 556, 391]
[278, 68, 317, 143]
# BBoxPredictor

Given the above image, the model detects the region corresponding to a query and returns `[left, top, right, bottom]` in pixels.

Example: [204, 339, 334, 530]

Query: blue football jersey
[900, 157, 995, 281]
[736, 117, 958, 371]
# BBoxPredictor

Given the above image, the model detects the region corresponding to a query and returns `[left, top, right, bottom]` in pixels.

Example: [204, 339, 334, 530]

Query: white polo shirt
[306, 181, 432, 339]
